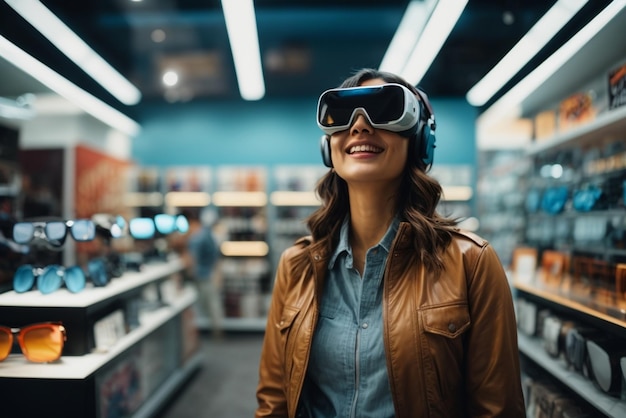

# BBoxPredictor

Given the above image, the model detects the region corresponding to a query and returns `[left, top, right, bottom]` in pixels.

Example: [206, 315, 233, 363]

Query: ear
[320, 134, 333, 167]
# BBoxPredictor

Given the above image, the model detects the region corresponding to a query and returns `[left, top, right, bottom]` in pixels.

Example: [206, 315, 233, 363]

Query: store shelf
[513, 280, 626, 328]
[0, 257, 184, 308]
[518, 333, 626, 417]
[526, 105, 626, 156]
[0, 255, 200, 418]
[0, 285, 196, 379]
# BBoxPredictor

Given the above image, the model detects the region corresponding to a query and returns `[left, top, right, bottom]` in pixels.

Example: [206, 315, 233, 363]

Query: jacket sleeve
[465, 244, 526, 417]
[255, 250, 290, 417]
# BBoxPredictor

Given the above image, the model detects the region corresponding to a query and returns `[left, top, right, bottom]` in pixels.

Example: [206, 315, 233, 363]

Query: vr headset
[317, 83, 421, 136]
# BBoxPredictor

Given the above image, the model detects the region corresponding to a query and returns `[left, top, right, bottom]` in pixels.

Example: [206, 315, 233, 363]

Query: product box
[534, 109, 557, 141]
[558, 91, 596, 132]
[608, 62, 626, 110]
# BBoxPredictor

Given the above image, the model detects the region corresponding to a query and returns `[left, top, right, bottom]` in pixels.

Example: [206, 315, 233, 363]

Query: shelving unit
[268, 165, 326, 279]
[476, 150, 529, 267]
[212, 166, 271, 331]
[514, 277, 626, 417]
[517, 333, 626, 417]
[475, 5, 626, 416]
[0, 257, 200, 418]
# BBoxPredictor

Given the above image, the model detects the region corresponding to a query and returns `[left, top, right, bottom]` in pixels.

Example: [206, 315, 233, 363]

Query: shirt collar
[328, 215, 400, 269]
[328, 216, 351, 269]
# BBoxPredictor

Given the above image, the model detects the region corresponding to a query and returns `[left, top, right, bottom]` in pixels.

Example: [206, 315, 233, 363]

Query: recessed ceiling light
[502, 11, 515, 25]
[151, 29, 166, 43]
[162, 70, 179, 87]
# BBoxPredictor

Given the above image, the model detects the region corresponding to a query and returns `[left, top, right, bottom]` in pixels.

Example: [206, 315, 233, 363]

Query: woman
[256, 68, 525, 418]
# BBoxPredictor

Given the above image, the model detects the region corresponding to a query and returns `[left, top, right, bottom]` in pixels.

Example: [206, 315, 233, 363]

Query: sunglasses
[13, 258, 110, 294]
[129, 217, 156, 240]
[92, 213, 127, 239]
[155, 213, 189, 234]
[129, 214, 189, 239]
[12, 219, 96, 247]
[0, 322, 66, 363]
[317, 83, 421, 136]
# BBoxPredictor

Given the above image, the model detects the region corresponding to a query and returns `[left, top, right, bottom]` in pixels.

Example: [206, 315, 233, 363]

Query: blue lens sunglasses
[13, 258, 110, 294]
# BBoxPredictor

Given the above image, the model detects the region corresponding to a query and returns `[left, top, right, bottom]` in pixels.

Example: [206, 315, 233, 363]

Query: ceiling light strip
[4, 0, 142, 106]
[221, 0, 265, 101]
[478, 1, 626, 128]
[400, 0, 469, 86]
[379, 0, 436, 74]
[466, 0, 589, 107]
[0, 35, 141, 136]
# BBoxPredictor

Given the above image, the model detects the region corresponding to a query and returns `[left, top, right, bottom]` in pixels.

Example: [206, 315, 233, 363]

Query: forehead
[358, 78, 386, 87]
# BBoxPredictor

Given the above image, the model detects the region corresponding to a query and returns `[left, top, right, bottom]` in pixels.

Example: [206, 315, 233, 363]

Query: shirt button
[448, 323, 456, 332]
[362, 323, 368, 329]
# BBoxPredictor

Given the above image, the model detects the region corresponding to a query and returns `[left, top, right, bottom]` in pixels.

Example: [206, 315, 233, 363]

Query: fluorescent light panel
[441, 186, 473, 201]
[220, 241, 269, 257]
[466, 0, 589, 107]
[164, 192, 211, 207]
[212, 191, 267, 207]
[269, 191, 321, 207]
[400, 0, 468, 86]
[221, 0, 265, 101]
[0, 35, 140, 136]
[379, 0, 436, 74]
[4, 0, 142, 106]
[479, 1, 626, 127]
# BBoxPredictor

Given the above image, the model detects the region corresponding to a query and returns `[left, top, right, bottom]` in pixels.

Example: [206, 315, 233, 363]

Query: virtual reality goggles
[317, 83, 421, 136]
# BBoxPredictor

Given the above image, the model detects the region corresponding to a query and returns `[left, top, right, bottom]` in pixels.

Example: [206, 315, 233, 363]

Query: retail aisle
[156, 332, 264, 418]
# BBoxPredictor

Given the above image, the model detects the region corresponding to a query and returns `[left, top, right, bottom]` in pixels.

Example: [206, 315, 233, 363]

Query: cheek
[393, 138, 411, 163]
[330, 136, 343, 157]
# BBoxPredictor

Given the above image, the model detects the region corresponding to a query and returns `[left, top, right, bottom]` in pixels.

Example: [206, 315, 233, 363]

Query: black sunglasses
[12, 219, 96, 247]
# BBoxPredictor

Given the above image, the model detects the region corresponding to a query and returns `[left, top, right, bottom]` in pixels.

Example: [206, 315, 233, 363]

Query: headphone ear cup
[420, 123, 436, 166]
[320, 135, 333, 167]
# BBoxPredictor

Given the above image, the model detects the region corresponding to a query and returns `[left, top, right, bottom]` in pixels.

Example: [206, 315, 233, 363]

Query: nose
[350, 113, 374, 135]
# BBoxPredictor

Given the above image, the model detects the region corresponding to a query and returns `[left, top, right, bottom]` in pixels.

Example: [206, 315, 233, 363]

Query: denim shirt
[299, 216, 399, 418]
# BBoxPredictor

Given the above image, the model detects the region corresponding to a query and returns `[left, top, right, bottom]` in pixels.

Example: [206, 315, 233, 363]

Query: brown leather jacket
[256, 223, 525, 418]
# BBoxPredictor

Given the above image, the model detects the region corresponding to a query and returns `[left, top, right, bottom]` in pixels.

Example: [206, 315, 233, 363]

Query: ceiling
[0, 0, 614, 119]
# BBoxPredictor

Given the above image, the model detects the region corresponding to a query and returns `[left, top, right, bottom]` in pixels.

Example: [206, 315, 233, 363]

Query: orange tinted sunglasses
[0, 322, 66, 363]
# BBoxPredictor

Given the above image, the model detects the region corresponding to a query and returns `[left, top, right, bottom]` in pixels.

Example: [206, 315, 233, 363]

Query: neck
[347, 182, 398, 253]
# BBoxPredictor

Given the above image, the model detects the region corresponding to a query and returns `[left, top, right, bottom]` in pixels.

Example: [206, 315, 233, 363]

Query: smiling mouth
[348, 144, 383, 154]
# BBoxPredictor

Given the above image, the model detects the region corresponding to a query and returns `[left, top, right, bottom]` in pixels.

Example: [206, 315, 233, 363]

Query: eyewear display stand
[0, 256, 201, 418]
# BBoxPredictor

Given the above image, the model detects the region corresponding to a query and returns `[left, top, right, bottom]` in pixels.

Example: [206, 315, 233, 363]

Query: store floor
[156, 332, 264, 418]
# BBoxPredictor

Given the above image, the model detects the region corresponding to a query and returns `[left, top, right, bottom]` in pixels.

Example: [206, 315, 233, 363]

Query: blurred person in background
[181, 208, 223, 338]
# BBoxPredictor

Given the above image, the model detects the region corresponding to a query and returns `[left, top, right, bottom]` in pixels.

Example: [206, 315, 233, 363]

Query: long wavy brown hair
[304, 68, 458, 275]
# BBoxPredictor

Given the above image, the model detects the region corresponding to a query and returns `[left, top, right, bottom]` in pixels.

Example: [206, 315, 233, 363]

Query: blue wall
[132, 97, 477, 168]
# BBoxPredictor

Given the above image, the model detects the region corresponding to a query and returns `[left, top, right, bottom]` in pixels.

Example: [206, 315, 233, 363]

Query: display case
[0, 257, 200, 418]
[477, 5, 626, 416]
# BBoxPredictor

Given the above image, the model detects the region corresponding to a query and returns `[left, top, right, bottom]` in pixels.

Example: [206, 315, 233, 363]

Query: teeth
[349, 144, 383, 154]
